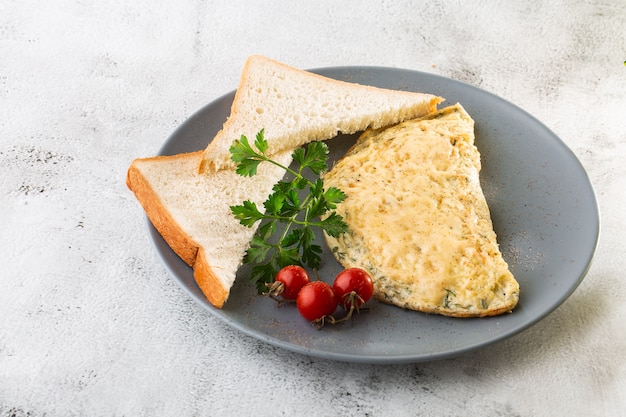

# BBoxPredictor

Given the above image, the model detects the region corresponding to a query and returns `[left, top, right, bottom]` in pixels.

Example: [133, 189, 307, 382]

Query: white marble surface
[1, 1, 625, 416]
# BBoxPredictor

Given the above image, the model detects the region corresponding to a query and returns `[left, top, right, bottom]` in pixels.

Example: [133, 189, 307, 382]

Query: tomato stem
[311, 268, 321, 281]
[262, 281, 296, 306]
[264, 281, 285, 297]
[340, 292, 365, 314]
[311, 292, 369, 329]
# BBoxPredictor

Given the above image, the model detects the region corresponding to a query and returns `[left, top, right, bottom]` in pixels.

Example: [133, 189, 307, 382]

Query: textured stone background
[1, 1, 625, 416]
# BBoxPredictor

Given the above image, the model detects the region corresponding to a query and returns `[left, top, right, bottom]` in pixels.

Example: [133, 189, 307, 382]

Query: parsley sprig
[229, 129, 348, 292]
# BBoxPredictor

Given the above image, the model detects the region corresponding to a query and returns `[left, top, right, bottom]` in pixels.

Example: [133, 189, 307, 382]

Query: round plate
[150, 66, 600, 363]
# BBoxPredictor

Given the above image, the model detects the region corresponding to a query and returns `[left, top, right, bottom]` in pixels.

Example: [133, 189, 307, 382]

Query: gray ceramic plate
[150, 66, 599, 364]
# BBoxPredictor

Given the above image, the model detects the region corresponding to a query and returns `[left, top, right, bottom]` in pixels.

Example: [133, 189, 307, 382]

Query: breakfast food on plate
[127, 55, 445, 309]
[198, 54, 443, 173]
[126, 150, 292, 308]
[322, 103, 520, 317]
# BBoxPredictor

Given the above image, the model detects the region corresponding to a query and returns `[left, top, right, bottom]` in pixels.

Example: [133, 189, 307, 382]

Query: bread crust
[126, 151, 228, 308]
[194, 248, 228, 308]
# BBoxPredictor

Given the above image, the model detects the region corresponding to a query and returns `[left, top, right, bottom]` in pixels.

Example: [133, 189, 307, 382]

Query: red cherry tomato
[273, 265, 310, 300]
[296, 281, 338, 321]
[333, 268, 374, 310]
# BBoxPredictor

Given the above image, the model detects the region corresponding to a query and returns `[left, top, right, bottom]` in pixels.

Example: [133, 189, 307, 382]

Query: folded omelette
[323, 103, 519, 317]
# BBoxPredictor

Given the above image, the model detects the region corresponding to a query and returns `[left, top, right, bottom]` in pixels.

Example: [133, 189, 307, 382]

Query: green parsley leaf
[229, 129, 291, 178]
[282, 228, 302, 247]
[230, 200, 264, 227]
[229, 134, 263, 177]
[277, 247, 301, 268]
[263, 192, 285, 215]
[301, 244, 323, 270]
[244, 236, 274, 264]
[324, 187, 347, 208]
[306, 194, 328, 220]
[257, 220, 277, 240]
[293, 141, 328, 175]
[250, 263, 278, 293]
[229, 130, 348, 292]
[254, 129, 269, 154]
[319, 212, 350, 238]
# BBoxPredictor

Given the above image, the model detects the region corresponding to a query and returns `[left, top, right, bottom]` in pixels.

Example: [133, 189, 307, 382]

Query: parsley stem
[254, 155, 318, 189]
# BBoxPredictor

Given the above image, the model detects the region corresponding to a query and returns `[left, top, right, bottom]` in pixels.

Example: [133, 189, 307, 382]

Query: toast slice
[198, 55, 443, 173]
[126, 150, 292, 308]
[323, 104, 520, 317]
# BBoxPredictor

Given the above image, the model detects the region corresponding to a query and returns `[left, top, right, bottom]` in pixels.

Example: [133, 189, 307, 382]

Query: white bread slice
[126, 150, 292, 308]
[198, 55, 443, 173]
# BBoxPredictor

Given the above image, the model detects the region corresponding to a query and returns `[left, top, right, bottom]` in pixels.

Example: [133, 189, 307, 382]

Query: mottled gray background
[1, 1, 624, 416]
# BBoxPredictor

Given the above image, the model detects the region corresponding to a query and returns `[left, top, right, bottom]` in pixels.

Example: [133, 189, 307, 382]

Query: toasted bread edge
[125, 152, 229, 309]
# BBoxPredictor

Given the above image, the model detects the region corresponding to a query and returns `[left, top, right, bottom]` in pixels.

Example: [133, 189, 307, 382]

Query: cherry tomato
[296, 281, 338, 321]
[333, 268, 374, 310]
[273, 265, 310, 300]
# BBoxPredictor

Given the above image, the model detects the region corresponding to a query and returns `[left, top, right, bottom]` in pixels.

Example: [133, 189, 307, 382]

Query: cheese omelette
[323, 103, 519, 317]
